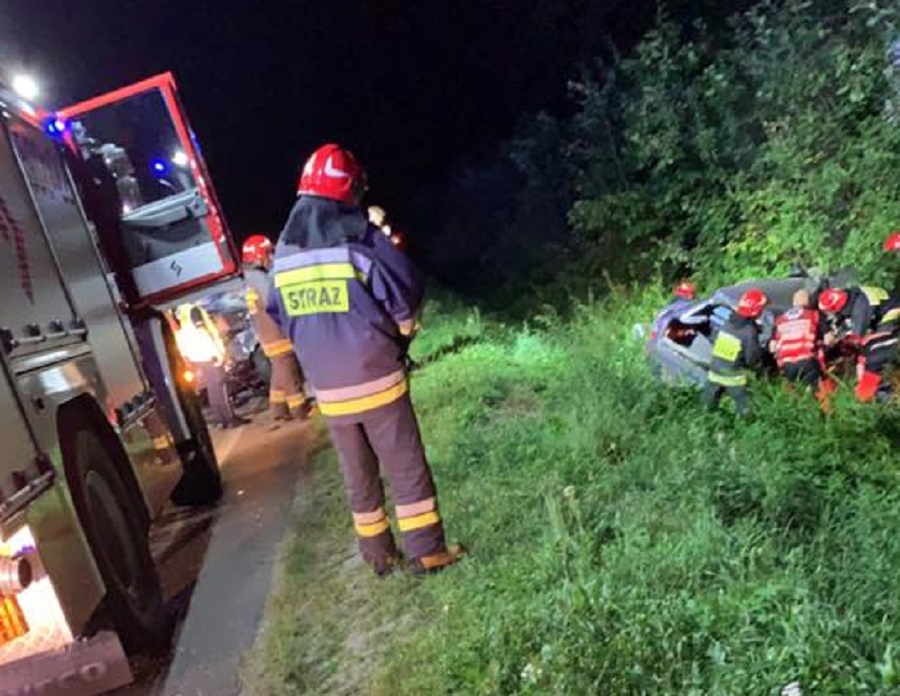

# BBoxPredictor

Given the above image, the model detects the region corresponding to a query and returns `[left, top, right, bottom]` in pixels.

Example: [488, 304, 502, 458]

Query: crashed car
[193, 290, 270, 400]
[645, 275, 827, 386]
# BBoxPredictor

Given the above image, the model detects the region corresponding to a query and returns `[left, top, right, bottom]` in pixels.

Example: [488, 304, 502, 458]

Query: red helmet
[818, 287, 849, 314]
[297, 143, 365, 204]
[673, 281, 695, 300]
[736, 288, 768, 318]
[884, 232, 900, 252]
[242, 234, 273, 266]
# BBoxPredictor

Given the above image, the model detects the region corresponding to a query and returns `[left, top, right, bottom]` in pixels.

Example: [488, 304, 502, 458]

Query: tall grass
[377, 294, 900, 695]
[247, 293, 900, 695]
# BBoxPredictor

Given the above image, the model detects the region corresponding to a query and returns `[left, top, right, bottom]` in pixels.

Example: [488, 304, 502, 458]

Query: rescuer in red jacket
[771, 290, 835, 410]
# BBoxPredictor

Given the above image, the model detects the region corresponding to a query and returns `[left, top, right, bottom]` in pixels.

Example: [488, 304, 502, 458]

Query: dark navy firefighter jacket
[266, 196, 423, 422]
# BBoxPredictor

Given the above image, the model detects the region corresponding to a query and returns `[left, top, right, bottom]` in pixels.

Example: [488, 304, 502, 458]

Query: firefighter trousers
[781, 359, 822, 388]
[326, 394, 447, 570]
[268, 353, 306, 418]
[703, 383, 751, 416]
[856, 331, 899, 401]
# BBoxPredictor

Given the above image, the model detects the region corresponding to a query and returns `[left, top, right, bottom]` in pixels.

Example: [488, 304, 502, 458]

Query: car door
[58, 72, 239, 304]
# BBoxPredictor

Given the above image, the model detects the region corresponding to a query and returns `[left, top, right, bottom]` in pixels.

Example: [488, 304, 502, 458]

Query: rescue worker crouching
[771, 290, 835, 410]
[267, 143, 463, 576]
[242, 234, 314, 421]
[703, 289, 768, 417]
[818, 285, 900, 402]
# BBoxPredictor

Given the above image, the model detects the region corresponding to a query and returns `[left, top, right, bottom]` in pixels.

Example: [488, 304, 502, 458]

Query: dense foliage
[434, 0, 900, 307]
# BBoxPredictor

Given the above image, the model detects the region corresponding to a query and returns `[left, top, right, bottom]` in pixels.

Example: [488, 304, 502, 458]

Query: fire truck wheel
[72, 428, 170, 653]
[170, 384, 223, 507]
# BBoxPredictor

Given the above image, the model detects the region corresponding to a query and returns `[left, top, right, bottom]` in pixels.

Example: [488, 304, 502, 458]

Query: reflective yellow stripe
[881, 307, 900, 323]
[263, 339, 294, 358]
[861, 286, 889, 306]
[270, 390, 287, 403]
[712, 333, 742, 362]
[315, 370, 405, 402]
[152, 436, 170, 450]
[708, 372, 747, 387]
[355, 519, 391, 538]
[274, 263, 362, 287]
[398, 511, 441, 532]
[246, 288, 261, 315]
[286, 393, 306, 409]
[318, 379, 408, 417]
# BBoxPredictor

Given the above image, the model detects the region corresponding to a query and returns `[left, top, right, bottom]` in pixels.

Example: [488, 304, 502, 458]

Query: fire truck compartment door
[7, 118, 146, 408]
[59, 72, 239, 304]
[0, 119, 80, 345]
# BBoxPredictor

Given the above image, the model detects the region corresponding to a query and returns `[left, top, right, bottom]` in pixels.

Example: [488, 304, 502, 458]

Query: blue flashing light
[152, 159, 167, 174]
[44, 117, 67, 138]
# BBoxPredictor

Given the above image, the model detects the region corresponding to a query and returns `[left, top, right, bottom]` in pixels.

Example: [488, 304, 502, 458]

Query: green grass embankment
[246, 291, 900, 695]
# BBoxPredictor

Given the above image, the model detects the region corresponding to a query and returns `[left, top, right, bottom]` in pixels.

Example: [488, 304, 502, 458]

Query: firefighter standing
[266, 144, 463, 576]
[174, 303, 247, 429]
[818, 285, 900, 401]
[703, 289, 768, 416]
[242, 234, 312, 420]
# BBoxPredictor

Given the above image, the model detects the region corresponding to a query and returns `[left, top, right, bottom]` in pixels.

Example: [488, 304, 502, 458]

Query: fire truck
[0, 73, 243, 694]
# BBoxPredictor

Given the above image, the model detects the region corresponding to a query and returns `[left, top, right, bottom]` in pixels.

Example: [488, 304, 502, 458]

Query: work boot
[409, 543, 466, 576]
[371, 554, 404, 578]
[295, 398, 317, 421]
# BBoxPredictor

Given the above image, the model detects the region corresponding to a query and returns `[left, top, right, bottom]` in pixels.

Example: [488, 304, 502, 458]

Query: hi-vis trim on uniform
[708, 372, 748, 387]
[396, 497, 436, 518]
[273, 247, 373, 277]
[286, 393, 307, 409]
[262, 338, 294, 358]
[353, 507, 390, 537]
[355, 518, 391, 537]
[317, 379, 408, 417]
[861, 286, 890, 305]
[281, 280, 350, 316]
[881, 307, 900, 324]
[712, 332, 742, 362]
[315, 369, 406, 403]
[274, 262, 363, 287]
[398, 510, 441, 532]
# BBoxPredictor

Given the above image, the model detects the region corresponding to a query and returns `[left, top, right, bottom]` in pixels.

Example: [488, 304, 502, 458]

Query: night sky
[0, 1, 749, 246]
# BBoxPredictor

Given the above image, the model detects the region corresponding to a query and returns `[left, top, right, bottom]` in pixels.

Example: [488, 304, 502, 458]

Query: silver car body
[646, 276, 826, 386]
